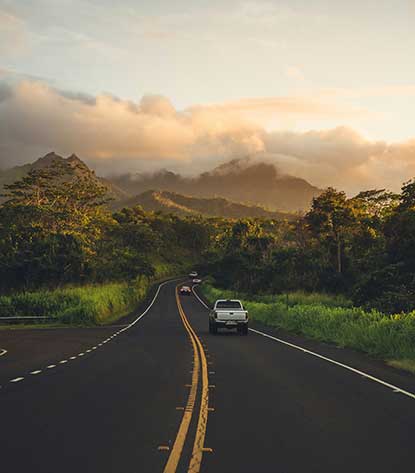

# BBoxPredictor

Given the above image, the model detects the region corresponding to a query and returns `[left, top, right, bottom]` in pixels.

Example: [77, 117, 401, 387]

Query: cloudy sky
[1, 0, 414, 193]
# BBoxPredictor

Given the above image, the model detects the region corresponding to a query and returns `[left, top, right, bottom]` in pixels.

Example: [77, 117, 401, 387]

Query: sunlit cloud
[284, 66, 305, 82]
[0, 9, 28, 56]
[0, 79, 414, 194]
[318, 85, 415, 99]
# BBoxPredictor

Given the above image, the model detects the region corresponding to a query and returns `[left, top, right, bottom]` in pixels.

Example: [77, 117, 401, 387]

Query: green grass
[201, 283, 415, 363]
[0, 263, 178, 326]
[0, 281, 151, 325]
[387, 359, 415, 374]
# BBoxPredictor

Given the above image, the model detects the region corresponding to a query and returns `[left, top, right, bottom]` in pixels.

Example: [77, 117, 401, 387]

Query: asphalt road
[1, 279, 415, 473]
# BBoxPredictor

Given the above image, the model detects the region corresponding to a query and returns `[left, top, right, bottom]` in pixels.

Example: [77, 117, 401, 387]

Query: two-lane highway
[1, 279, 415, 472]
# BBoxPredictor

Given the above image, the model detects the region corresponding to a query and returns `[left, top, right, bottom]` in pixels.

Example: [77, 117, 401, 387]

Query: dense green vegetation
[0, 281, 149, 325]
[0, 161, 207, 294]
[201, 283, 415, 363]
[202, 183, 415, 314]
[1, 158, 415, 343]
[0, 161, 207, 323]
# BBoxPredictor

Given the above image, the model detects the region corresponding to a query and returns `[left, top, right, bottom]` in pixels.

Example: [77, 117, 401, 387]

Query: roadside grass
[0, 323, 88, 331]
[0, 281, 150, 325]
[387, 359, 415, 374]
[0, 263, 180, 326]
[201, 283, 415, 368]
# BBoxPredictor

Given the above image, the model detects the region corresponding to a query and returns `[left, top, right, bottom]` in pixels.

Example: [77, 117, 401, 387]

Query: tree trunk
[336, 234, 342, 273]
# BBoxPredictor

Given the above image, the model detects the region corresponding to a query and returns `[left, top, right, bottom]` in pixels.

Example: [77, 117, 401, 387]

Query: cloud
[0, 82, 13, 103]
[318, 85, 415, 99]
[0, 79, 414, 193]
[203, 96, 365, 119]
[284, 66, 305, 81]
[0, 10, 28, 56]
[262, 128, 415, 194]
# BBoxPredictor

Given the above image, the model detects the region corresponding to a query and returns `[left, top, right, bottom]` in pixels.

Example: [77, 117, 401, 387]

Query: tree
[306, 188, 355, 274]
[0, 161, 110, 290]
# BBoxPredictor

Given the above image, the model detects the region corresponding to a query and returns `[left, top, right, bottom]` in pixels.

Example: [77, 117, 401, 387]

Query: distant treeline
[1, 160, 415, 314]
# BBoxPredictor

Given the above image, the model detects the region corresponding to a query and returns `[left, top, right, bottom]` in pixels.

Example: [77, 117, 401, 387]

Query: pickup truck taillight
[213, 311, 218, 319]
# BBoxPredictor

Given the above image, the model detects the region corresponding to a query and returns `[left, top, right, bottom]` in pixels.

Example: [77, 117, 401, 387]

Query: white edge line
[4, 278, 180, 389]
[191, 285, 210, 309]
[191, 286, 415, 401]
[118, 279, 178, 334]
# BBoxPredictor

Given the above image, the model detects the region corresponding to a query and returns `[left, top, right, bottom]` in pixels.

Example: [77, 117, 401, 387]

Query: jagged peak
[32, 152, 64, 169]
[66, 153, 82, 162]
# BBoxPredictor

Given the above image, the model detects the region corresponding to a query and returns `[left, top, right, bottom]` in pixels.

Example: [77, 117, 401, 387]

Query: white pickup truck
[209, 299, 249, 335]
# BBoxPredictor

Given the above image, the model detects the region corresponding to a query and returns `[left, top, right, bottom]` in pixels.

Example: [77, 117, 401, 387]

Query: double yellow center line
[163, 286, 210, 473]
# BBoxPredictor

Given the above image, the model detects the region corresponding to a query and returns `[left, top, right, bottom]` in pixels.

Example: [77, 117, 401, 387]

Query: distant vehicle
[180, 286, 192, 295]
[209, 299, 248, 335]
[189, 271, 198, 278]
[192, 278, 202, 284]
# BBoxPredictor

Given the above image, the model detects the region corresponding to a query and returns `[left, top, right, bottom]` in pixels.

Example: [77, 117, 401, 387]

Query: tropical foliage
[1, 159, 415, 328]
[202, 183, 415, 314]
[0, 161, 209, 293]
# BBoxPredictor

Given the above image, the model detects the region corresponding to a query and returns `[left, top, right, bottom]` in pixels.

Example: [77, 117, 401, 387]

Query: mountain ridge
[109, 158, 321, 212]
[112, 190, 297, 219]
[0, 154, 321, 213]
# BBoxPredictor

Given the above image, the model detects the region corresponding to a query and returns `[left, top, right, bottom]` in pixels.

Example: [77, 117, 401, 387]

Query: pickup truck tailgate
[215, 310, 247, 321]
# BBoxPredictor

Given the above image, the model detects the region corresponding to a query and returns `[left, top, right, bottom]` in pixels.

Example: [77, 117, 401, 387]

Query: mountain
[112, 190, 296, 219]
[1, 154, 321, 214]
[0, 152, 128, 203]
[109, 158, 321, 212]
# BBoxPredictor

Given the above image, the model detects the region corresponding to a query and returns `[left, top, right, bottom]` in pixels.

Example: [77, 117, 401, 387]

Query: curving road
[1, 279, 415, 473]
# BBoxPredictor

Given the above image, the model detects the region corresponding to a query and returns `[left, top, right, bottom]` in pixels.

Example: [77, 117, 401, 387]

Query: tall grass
[201, 283, 415, 361]
[0, 281, 153, 325]
[0, 262, 178, 325]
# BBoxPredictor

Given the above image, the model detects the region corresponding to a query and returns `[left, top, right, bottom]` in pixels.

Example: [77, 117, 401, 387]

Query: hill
[113, 190, 296, 219]
[0, 152, 128, 203]
[1, 154, 320, 214]
[109, 158, 321, 212]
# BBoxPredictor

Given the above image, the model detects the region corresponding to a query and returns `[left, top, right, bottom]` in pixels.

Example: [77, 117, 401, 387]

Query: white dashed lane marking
[1, 278, 179, 392]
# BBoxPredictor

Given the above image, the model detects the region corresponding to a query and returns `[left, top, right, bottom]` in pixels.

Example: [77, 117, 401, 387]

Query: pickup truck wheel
[211, 322, 218, 334]
[241, 325, 248, 336]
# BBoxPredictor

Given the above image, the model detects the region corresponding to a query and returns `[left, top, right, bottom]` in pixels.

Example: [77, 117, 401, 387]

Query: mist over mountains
[0, 153, 321, 214]
[110, 158, 321, 212]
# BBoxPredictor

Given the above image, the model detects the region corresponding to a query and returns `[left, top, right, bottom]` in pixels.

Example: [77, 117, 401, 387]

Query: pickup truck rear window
[216, 301, 243, 309]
